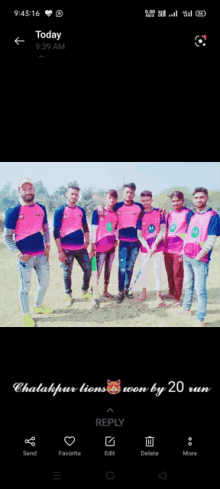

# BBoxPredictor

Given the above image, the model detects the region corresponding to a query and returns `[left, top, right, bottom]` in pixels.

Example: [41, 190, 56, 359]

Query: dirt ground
[0, 222, 219, 327]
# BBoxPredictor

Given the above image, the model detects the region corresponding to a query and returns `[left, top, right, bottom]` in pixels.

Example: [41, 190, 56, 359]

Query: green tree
[34, 181, 50, 209]
[0, 182, 11, 211]
[153, 186, 194, 212]
[49, 186, 67, 212]
[66, 180, 80, 189]
[209, 191, 220, 215]
[78, 188, 96, 217]
[0, 182, 20, 211]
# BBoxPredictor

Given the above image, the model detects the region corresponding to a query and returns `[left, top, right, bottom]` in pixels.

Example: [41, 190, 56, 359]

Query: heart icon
[45, 10, 53, 17]
[64, 436, 75, 447]
[202, 35, 207, 40]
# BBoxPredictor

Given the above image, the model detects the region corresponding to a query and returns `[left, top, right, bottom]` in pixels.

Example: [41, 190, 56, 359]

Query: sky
[0, 162, 220, 196]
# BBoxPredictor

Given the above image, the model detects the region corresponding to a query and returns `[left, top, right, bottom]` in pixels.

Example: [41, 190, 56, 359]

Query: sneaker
[82, 290, 92, 301]
[176, 307, 192, 316]
[124, 288, 134, 299]
[63, 295, 73, 308]
[193, 319, 205, 327]
[115, 291, 125, 304]
[34, 305, 54, 314]
[23, 313, 35, 327]
[91, 298, 100, 309]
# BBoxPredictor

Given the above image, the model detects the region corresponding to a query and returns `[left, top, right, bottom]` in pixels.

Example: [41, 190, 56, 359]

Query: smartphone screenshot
[11, 5, 220, 57]
[3, 1, 220, 484]
[1, 160, 220, 486]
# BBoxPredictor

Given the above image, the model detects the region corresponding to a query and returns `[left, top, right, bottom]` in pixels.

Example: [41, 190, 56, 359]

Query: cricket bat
[128, 253, 151, 294]
[91, 256, 100, 307]
[178, 233, 205, 247]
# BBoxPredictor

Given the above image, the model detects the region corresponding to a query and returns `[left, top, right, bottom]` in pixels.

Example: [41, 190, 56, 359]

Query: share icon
[25, 437, 36, 447]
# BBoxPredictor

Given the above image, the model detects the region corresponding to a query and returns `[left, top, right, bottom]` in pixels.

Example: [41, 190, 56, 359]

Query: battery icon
[195, 10, 207, 17]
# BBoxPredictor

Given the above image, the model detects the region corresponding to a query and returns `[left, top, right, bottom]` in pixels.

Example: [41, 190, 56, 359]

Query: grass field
[0, 222, 219, 327]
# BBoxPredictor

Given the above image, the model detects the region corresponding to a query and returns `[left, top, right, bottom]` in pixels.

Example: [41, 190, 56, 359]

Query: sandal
[137, 296, 147, 302]
[157, 301, 166, 308]
[172, 302, 182, 308]
[103, 292, 115, 300]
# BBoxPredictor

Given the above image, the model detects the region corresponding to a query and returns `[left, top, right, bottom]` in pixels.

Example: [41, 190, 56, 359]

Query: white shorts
[141, 251, 163, 291]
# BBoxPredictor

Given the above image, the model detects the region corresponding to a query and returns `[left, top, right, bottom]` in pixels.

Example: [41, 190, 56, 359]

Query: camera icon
[194, 35, 207, 47]
[56, 10, 63, 17]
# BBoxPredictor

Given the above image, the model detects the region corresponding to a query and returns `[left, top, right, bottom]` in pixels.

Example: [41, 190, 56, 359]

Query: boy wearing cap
[4, 178, 54, 327]
[90, 190, 118, 299]
[177, 187, 220, 326]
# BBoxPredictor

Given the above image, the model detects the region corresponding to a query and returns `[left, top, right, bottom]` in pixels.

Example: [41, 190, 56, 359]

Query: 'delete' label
[141, 451, 159, 456]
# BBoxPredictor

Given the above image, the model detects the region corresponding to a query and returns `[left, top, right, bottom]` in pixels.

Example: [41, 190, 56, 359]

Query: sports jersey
[183, 208, 220, 263]
[165, 207, 194, 254]
[92, 208, 118, 252]
[53, 204, 89, 250]
[136, 208, 166, 253]
[113, 201, 143, 242]
[4, 203, 48, 256]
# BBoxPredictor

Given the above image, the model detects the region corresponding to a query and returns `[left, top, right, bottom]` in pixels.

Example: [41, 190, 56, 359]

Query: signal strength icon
[169, 11, 178, 17]
[181, 10, 193, 17]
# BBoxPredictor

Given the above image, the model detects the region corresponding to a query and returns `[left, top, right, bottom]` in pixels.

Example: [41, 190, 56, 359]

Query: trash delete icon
[145, 436, 155, 447]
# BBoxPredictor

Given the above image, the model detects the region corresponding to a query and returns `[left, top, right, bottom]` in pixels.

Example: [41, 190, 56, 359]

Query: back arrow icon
[158, 472, 167, 480]
[15, 37, 25, 45]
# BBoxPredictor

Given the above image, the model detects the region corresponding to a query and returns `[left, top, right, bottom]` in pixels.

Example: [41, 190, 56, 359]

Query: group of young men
[4, 178, 220, 327]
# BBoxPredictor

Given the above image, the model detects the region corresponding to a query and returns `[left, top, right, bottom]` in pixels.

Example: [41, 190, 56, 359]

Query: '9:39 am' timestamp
[36, 43, 65, 50]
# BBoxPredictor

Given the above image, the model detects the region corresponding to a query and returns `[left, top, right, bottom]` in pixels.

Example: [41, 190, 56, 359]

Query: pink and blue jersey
[137, 208, 166, 253]
[92, 209, 118, 252]
[165, 207, 194, 254]
[113, 201, 143, 242]
[4, 203, 48, 255]
[53, 204, 89, 250]
[183, 208, 220, 263]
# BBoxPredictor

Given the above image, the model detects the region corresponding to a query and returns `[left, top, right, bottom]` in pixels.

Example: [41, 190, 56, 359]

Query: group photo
[0, 162, 220, 327]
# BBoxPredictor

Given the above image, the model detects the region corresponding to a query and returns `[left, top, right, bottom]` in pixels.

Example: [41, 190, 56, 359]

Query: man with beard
[177, 187, 220, 326]
[4, 178, 53, 327]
